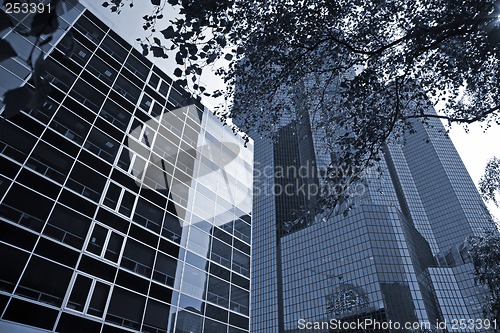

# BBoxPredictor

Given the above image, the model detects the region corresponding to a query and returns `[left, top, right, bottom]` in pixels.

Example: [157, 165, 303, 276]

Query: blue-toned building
[249, 84, 495, 332]
[0, 2, 252, 333]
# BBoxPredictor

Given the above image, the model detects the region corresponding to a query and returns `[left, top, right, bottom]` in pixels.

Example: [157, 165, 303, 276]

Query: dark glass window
[232, 250, 250, 278]
[87, 224, 108, 256]
[149, 73, 160, 89]
[34, 238, 79, 268]
[101, 99, 132, 131]
[74, 15, 105, 44]
[44, 204, 91, 249]
[133, 197, 163, 234]
[3, 298, 58, 331]
[104, 182, 121, 210]
[211, 239, 232, 269]
[207, 275, 229, 308]
[0, 243, 29, 293]
[84, 128, 119, 164]
[87, 55, 117, 85]
[118, 190, 136, 217]
[153, 252, 177, 287]
[70, 78, 105, 112]
[143, 299, 170, 332]
[100, 35, 129, 63]
[68, 275, 92, 311]
[67, 161, 106, 202]
[205, 307, 229, 325]
[104, 232, 124, 263]
[16, 168, 60, 200]
[0, 121, 37, 163]
[230, 285, 249, 315]
[16, 256, 72, 307]
[121, 238, 154, 278]
[114, 75, 141, 104]
[28, 141, 72, 184]
[45, 57, 77, 91]
[124, 54, 149, 81]
[56, 312, 102, 333]
[106, 287, 145, 330]
[1, 184, 53, 231]
[88, 281, 110, 317]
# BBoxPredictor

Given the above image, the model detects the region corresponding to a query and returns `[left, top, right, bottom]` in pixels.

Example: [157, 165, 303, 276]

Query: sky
[83, 1, 500, 220]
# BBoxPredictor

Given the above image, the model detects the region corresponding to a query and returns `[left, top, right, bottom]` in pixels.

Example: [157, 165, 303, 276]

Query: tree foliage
[480, 157, 500, 207]
[1, 0, 77, 119]
[104, 0, 500, 215]
[467, 230, 500, 324]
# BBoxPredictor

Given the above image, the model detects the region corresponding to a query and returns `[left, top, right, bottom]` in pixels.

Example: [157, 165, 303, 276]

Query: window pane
[104, 232, 123, 263]
[88, 281, 110, 317]
[67, 275, 92, 311]
[87, 224, 107, 256]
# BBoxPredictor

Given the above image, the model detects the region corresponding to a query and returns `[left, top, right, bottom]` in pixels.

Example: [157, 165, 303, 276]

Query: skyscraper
[250, 82, 495, 332]
[0, 3, 252, 333]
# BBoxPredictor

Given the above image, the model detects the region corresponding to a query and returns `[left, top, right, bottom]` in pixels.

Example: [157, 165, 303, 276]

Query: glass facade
[0, 3, 252, 333]
[249, 80, 496, 332]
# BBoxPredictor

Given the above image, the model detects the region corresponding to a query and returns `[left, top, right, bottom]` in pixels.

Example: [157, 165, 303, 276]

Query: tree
[480, 157, 500, 208]
[0, 0, 79, 119]
[467, 230, 500, 325]
[102, 0, 500, 216]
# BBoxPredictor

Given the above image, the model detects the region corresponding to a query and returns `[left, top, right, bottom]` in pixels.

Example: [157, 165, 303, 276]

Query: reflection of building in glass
[0, 3, 252, 333]
[249, 83, 495, 332]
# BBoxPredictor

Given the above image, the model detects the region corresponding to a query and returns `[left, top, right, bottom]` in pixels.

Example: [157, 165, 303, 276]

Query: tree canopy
[480, 156, 500, 208]
[2, 0, 499, 217]
[467, 230, 500, 324]
[119, 0, 500, 215]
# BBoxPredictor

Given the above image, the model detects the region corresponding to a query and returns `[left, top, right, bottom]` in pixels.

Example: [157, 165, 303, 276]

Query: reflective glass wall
[0, 4, 252, 333]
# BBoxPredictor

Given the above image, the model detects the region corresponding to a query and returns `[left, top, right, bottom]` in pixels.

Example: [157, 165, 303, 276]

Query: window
[44, 204, 91, 249]
[106, 287, 146, 330]
[121, 238, 155, 278]
[86, 223, 124, 263]
[16, 256, 72, 307]
[66, 274, 111, 318]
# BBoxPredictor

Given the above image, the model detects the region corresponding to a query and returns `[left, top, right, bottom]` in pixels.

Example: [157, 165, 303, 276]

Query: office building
[0, 2, 252, 333]
[249, 82, 495, 332]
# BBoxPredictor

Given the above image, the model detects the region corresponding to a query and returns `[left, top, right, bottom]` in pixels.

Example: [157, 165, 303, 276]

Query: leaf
[141, 44, 149, 56]
[224, 53, 233, 61]
[207, 53, 217, 64]
[151, 0, 160, 5]
[31, 6, 59, 36]
[27, 79, 51, 113]
[0, 9, 13, 31]
[2, 86, 32, 119]
[188, 44, 197, 55]
[153, 37, 161, 45]
[39, 35, 53, 47]
[167, 0, 178, 5]
[151, 46, 164, 57]
[175, 52, 184, 65]
[0, 38, 17, 62]
[102, 2, 109, 7]
[160, 26, 176, 39]
[173, 68, 182, 77]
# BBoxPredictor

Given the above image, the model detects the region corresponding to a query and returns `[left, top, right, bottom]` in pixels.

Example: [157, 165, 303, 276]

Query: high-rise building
[0, 3, 252, 333]
[249, 81, 496, 332]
